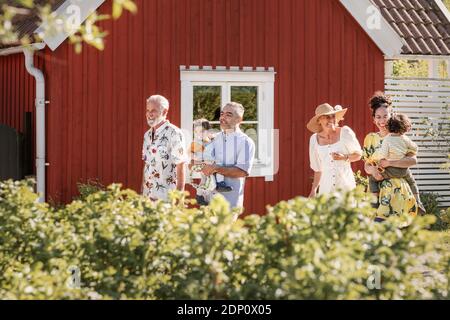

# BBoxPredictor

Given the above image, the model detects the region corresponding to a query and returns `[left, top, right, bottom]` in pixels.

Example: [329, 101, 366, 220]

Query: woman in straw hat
[307, 103, 362, 197]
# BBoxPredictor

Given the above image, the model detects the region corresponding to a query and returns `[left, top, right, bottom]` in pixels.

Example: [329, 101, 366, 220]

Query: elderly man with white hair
[201, 102, 256, 210]
[142, 95, 187, 201]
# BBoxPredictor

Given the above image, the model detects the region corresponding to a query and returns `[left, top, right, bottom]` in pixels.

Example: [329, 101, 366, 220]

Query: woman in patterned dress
[363, 92, 418, 222]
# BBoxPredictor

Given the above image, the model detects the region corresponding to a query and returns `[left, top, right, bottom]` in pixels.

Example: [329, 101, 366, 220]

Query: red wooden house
[0, 0, 409, 213]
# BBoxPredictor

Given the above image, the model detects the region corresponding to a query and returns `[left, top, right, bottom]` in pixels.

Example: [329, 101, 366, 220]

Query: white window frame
[180, 67, 276, 181]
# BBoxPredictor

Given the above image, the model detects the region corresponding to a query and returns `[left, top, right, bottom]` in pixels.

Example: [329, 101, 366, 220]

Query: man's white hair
[223, 102, 245, 118]
[147, 95, 170, 111]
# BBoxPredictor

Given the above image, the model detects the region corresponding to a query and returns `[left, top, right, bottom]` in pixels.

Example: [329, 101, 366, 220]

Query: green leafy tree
[393, 59, 429, 78]
[0, 0, 137, 53]
[420, 104, 450, 172]
[444, 0, 450, 10]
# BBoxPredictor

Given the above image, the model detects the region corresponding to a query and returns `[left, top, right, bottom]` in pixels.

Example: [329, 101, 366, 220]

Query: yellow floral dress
[363, 133, 418, 220]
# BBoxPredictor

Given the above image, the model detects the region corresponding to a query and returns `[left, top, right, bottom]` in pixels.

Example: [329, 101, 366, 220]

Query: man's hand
[201, 164, 218, 176]
[379, 159, 390, 168]
[189, 159, 203, 170]
[309, 189, 317, 198]
[176, 163, 186, 191]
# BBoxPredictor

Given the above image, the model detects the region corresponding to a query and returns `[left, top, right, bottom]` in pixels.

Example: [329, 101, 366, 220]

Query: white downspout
[23, 48, 47, 202]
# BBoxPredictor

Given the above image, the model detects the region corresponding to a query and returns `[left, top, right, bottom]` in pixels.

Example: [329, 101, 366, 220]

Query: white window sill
[249, 161, 274, 181]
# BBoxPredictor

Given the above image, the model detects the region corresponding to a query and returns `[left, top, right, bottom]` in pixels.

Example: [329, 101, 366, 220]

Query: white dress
[309, 126, 362, 195]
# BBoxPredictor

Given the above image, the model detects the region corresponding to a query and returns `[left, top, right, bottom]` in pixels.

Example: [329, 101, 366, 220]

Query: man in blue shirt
[201, 102, 256, 210]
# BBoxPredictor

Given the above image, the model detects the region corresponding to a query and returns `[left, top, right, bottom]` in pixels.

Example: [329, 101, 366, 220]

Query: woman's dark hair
[369, 91, 392, 117]
[387, 113, 411, 135]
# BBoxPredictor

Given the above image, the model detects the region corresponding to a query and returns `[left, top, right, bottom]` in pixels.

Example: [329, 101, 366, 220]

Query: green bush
[420, 193, 449, 231]
[434, 208, 450, 232]
[0, 180, 449, 299]
[76, 179, 106, 201]
[420, 193, 440, 216]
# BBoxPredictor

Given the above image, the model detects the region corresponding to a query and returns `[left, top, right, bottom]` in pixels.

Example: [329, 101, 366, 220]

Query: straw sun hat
[306, 103, 348, 133]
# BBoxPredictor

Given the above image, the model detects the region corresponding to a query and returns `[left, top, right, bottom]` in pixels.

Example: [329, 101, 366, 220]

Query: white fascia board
[35, 0, 105, 51]
[180, 69, 276, 83]
[388, 54, 450, 61]
[339, 0, 405, 57]
[434, 0, 450, 24]
[0, 42, 46, 56]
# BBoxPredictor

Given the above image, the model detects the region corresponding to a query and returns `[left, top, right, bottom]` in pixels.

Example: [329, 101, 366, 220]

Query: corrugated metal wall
[1, 0, 385, 214]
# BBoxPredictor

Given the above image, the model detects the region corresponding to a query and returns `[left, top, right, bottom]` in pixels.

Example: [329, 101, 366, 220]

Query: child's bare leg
[414, 193, 426, 214]
[371, 193, 380, 209]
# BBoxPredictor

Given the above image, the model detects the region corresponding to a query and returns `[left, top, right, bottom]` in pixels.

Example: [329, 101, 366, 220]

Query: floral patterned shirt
[142, 121, 187, 201]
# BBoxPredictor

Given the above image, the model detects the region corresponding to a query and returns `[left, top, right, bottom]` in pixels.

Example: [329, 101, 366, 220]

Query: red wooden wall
[1, 0, 385, 214]
[0, 53, 46, 174]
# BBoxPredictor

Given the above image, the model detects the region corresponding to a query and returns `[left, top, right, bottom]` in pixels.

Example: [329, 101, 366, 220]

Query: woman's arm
[340, 126, 363, 163]
[379, 154, 417, 169]
[348, 152, 362, 162]
[309, 171, 322, 198]
[332, 152, 361, 162]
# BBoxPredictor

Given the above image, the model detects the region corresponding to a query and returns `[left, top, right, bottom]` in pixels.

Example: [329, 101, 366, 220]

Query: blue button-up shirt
[205, 129, 255, 208]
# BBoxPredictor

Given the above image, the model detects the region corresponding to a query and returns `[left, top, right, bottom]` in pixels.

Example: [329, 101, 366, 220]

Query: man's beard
[220, 121, 230, 130]
[220, 123, 234, 131]
[147, 115, 165, 128]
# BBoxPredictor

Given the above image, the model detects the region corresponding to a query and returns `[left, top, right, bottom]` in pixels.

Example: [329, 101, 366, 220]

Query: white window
[180, 66, 276, 181]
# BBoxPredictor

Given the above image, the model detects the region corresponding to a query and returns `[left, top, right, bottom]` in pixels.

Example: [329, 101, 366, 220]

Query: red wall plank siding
[2, 0, 385, 213]
[278, 0, 293, 205]
[45, 43, 65, 202]
[291, 0, 306, 205]
[0, 52, 46, 177]
[264, 0, 279, 211]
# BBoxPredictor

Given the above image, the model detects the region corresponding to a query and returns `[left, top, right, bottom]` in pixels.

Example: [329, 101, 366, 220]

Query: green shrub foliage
[420, 193, 449, 231]
[0, 180, 448, 299]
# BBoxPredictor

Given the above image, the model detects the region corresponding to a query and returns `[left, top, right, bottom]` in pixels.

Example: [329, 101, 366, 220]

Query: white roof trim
[35, 0, 105, 51]
[387, 54, 450, 61]
[180, 67, 276, 82]
[339, 0, 405, 57]
[434, 0, 450, 25]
